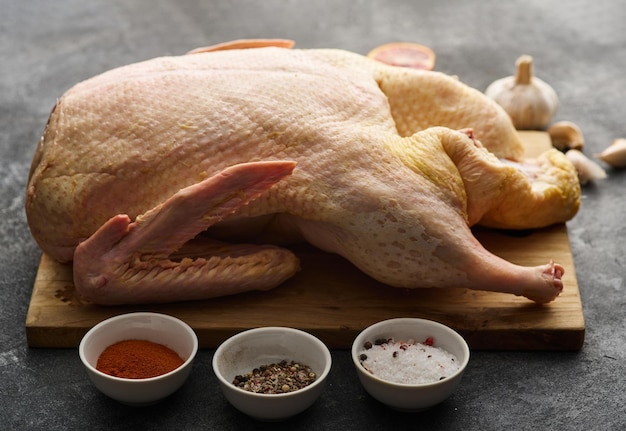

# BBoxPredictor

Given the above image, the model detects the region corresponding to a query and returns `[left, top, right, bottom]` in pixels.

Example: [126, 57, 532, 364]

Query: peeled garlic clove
[595, 138, 626, 168]
[485, 55, 558, 130]
[566, 149, 607, 184]
[548, 121, 584, 151]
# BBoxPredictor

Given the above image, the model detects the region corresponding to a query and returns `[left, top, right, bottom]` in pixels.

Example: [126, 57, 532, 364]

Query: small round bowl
[212, 327, 332, 421]
[79, 312, 198, 406]
[351, 318, 469, 412]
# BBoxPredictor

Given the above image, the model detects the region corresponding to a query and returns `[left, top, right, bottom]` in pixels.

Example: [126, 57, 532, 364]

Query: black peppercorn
[231, 360, 317, 394]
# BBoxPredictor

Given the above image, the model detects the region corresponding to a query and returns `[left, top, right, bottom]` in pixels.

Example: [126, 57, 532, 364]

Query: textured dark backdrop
[2, 1, 625, 429]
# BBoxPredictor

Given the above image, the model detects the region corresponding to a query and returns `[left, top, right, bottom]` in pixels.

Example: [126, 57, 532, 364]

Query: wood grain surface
[24, 132, 585, 350]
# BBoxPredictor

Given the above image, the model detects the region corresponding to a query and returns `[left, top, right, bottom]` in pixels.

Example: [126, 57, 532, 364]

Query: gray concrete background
[2, 1, 625, 429]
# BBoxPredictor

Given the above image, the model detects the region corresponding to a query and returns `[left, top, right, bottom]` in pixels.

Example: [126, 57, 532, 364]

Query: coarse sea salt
[358, 338, 460, 385]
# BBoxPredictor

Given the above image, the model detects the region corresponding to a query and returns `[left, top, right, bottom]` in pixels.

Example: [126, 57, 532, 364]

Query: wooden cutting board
[25, 132, 585, 351]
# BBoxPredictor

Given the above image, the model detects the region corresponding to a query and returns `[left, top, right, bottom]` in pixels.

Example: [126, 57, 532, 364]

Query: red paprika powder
[96, 339, 184, 379]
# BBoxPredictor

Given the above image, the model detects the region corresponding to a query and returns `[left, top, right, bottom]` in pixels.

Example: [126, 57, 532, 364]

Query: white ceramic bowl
[351, 318, 470, 412]
[79, 312, 198, 406]
[212, 327, 332, 421]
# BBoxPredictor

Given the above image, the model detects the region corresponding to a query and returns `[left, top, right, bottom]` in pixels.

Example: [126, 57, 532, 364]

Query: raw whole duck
[25, 40, 580, 305]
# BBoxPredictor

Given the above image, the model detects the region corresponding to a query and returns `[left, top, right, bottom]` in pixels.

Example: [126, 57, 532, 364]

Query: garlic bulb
[595, 138, 626, 168]
[485, 55, 559, 130]
[565, 149, 607, 184]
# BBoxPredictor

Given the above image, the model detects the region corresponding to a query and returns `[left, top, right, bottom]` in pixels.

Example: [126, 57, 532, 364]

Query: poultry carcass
[25, 40, 581, 305]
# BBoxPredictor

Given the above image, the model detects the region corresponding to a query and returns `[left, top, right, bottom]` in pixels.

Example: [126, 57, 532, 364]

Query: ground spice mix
[232, 360, 317, 394]
[96, 339, 184, 379]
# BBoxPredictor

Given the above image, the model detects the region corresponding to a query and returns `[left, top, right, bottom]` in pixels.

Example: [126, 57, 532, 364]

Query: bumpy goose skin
[25, 40, 580, 304]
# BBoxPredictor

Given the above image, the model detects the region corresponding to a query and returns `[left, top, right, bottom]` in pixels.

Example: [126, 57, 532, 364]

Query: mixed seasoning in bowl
[357, 337, 460, 385]
[232, 359, 317, 394]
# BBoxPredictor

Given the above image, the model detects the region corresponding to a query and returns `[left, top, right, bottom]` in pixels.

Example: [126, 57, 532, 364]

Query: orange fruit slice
[367, 42, 436, 70]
